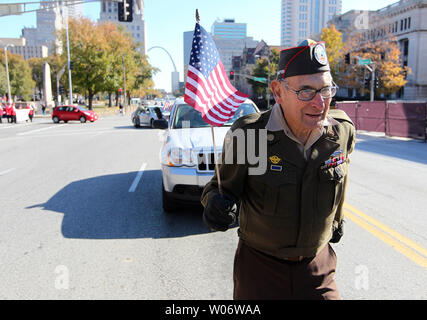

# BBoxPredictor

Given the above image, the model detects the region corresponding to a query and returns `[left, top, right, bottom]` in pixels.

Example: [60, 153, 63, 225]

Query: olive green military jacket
[201, 108, 355, 259]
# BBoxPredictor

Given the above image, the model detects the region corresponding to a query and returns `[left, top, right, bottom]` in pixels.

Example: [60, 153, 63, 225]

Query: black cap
[277, 39, 330, 79]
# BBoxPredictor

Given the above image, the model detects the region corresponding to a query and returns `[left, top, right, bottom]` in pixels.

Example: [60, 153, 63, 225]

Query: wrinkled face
[271, 72, 333, 133]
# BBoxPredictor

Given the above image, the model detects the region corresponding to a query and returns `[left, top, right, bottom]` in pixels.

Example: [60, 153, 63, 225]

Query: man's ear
[270, 80, 284, 105]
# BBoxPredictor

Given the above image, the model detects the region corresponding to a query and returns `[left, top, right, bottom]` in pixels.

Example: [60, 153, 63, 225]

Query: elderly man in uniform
[201, 39, 355, 300]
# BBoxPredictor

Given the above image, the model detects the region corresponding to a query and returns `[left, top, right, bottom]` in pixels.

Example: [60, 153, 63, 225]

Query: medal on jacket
[269, 155, 282, 172]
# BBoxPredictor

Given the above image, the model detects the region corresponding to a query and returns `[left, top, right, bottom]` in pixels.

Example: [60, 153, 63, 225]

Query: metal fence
[336, 101, 427, 142]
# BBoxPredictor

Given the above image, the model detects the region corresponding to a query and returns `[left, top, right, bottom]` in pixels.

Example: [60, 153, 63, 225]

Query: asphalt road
[0, 114, 426, 300]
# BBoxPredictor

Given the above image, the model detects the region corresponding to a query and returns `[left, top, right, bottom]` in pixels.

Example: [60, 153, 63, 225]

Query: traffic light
[69, 60, 74, 70]
[345, 53, 350, 64]
[374, 78, 379, 88]
[59, 85, 65, 94]
[364, 78, 370, 90]
[229, 71, 234, 80]
[118, 0, 133, 22]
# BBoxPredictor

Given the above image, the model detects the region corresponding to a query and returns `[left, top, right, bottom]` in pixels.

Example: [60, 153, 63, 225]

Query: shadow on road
[355, 133, 427, 165]
[27, 170, 210, 240]
[114, 125, 154, 130]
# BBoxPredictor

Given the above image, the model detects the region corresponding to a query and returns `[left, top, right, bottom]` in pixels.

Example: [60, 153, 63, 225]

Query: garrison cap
[277, 39, 330, 79]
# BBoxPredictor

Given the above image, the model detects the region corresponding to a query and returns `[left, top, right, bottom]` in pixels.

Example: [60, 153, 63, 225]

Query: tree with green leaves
[249, 48, 279, 101]
[58, 17, 157, 109]
[0, 51, 35, 100]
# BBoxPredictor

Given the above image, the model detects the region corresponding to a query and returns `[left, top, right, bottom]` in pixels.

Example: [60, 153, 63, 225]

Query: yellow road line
[344, 203, 427, 258]
[344, 210, 427, 269]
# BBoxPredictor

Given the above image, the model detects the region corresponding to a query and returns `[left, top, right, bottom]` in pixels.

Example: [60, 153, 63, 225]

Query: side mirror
[152, 119, 168, 129]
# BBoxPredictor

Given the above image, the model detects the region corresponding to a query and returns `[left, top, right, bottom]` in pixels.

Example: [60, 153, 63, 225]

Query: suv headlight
[167, 147, 195, 167]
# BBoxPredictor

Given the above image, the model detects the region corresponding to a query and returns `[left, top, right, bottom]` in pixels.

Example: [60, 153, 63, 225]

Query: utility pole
[123, 54, 127, 113]
[4, 44, 14, 102]
[62, 4, 73, 104]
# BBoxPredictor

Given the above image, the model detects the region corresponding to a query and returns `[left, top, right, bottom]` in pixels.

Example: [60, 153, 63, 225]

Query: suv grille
[197, 152, 216, 172]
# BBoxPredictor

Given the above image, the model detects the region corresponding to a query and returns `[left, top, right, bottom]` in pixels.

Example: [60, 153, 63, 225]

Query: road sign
[0, 4, 22, 16]
[358, 58, 371, 66]
[253, 77, 267, 83]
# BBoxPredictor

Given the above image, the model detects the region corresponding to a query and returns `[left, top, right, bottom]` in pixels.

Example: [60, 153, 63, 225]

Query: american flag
[184, 23, 248, 126]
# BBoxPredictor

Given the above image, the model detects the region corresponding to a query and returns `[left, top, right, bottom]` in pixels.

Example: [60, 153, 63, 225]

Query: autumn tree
[320, 24, 344, 81]
[341, 34, 410, 98]
[58, 17, 156, 109]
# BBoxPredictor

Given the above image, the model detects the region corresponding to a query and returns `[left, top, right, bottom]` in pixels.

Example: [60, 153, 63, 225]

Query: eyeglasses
[281, 81, 338, 101]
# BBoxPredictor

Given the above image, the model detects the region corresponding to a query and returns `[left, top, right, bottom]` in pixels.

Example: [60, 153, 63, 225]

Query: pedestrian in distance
[201, 39, 356, 300]
[27, 103, 34, 122]
[0, 104, 3, 123]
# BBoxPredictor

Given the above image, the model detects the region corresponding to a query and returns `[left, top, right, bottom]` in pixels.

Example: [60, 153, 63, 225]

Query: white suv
[155, 98, 260, 212]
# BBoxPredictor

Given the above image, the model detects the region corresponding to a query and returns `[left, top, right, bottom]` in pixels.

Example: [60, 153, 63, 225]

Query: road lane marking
[344, 206, 427, 269]
[344, 203, 427, 258]
[0, 168, 15, 176]
[128, 162, 147, 192]
[17, 124, 66, 136]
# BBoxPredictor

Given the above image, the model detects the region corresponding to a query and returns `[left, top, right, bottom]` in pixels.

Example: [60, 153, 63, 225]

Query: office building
[99, 0, 146, 54]
[20, 1, 83, 55]
[331, 0, 427, 100]
[211, 19, 257, 72]
[211, 18, 247, 39]
[281, 0, 342, 47]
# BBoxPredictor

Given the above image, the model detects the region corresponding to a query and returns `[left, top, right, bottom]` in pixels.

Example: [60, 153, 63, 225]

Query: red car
[52, 105, 98, 123]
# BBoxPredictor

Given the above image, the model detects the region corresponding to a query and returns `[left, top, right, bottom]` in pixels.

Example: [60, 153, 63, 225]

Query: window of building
[400, 19, 403, 31]
[408, 17, 411, 29]
[404, 18, 407, 30]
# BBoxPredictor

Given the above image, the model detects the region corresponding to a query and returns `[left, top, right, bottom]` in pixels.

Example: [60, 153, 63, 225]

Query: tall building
[211, 19, 257, 72]
[20, 1, 84, 55]
[99, 0, 146, 54]
[281, 0, 342, 47]
[183, 19, 257, 78]
[211, 18, 247, 39]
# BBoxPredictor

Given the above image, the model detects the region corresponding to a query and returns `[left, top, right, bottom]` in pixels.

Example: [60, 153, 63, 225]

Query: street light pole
[123, 54, 127, 113]
[62, 4, 73, 104]
[4, 44, 14, 102]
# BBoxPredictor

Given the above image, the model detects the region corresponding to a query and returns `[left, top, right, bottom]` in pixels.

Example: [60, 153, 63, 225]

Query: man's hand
[203, 192, 237, 232]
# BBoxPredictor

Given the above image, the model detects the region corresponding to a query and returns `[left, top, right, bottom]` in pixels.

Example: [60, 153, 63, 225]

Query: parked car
[52, 105, 98, 123]
[155, 98, 260, 212]
[131, 105, 164, 128]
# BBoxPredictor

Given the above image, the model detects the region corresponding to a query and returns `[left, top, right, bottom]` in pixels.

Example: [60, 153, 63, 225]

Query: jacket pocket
[317, 162, 348, 214]
[253, 165, 298, 216]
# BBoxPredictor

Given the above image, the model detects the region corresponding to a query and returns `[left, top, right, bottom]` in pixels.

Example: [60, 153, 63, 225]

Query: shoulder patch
[327, 109, 354, 126]
[231, 109, 270, 131]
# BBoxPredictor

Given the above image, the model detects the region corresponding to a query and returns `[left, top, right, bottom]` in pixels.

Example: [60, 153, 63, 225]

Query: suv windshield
[172, 103, 257, 128]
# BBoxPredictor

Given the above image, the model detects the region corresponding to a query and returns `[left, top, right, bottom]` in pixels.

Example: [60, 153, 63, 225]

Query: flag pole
[195, 9, 223, 194]
[210, 125, 223, 195]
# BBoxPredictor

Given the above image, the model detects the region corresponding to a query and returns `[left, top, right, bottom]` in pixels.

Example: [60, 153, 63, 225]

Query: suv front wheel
[162, 182, 178, 213]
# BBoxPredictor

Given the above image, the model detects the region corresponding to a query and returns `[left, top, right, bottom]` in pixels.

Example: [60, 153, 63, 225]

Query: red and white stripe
[184, 61, 248, 126]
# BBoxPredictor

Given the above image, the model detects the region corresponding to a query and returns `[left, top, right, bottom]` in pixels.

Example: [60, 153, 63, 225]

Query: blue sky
[0, 0, 398, 92]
